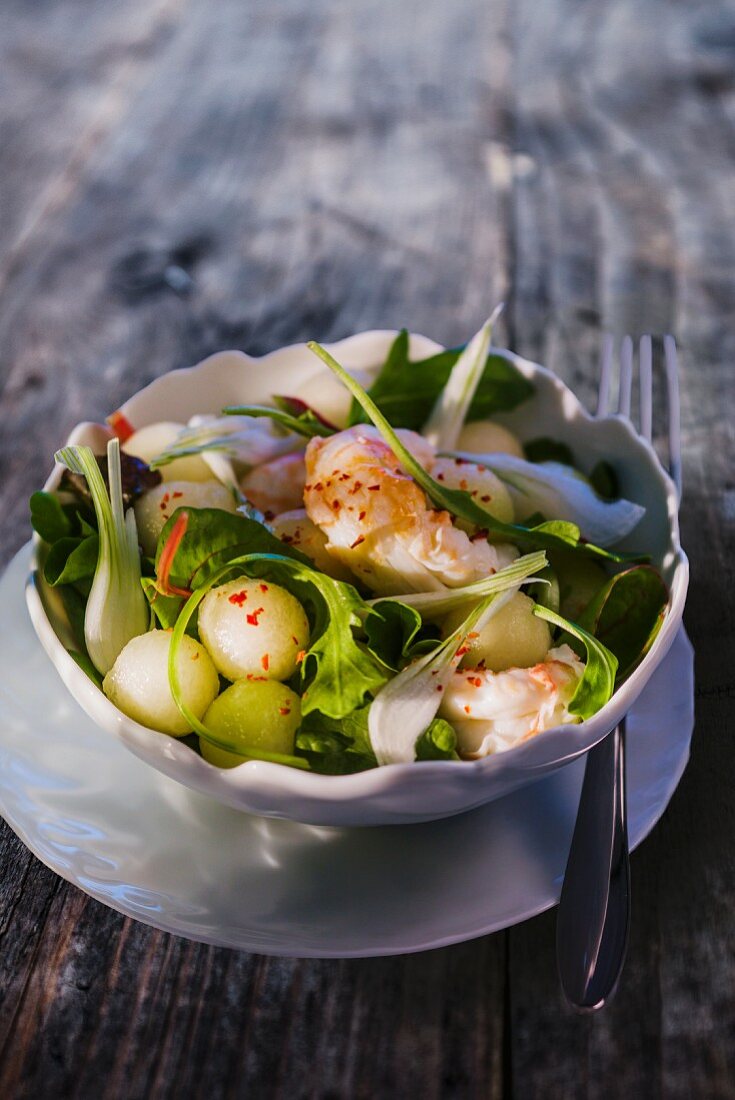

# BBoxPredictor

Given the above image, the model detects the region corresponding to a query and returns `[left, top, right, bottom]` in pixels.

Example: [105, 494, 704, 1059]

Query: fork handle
[556, 721, 631, 1011]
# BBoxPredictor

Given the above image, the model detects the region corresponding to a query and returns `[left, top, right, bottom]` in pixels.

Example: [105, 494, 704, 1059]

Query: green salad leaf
[30, 490, 72, 543]
[308, 341, 646, 566]
[415, 718, 460, 761]
[347, 329, 534, 430]
[363, 600, 423, 670]
[296, 707, 377, 773]
[43, 534, 99, 588]
[532, 605, 618, 719]
[155, 507, 310, 592]
[579, 565, 668, 682]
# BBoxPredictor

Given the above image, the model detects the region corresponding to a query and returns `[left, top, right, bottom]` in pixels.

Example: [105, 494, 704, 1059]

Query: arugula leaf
[155, 507, 310, 591]
[348, 329, 533, 430]
[524, 437, 575, 465]
[363, 600, 423, 671]
[222, 400, 335, 439]
[579, 565, 668, 682]
[296, 707, 377, 773]
[308, 341, 646, 566]
[30, 491, 72, 543]
[415, 718, 460, 761]
[532, 605, 618, 719]
[43, 534, 99, 587]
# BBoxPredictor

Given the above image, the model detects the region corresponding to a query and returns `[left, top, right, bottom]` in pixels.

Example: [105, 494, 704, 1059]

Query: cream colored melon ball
[443, 592, 551, 672]
[123, 421, 213, 482]
[103, 630, 219, 735]
[200, 679, 302, 767]
[198, 576, 310, 682]
[456, 420, 524, 458]
[134, 479, 237, 556]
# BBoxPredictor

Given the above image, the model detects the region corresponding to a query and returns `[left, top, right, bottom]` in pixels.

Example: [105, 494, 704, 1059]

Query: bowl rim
[26, 329, 689, 801]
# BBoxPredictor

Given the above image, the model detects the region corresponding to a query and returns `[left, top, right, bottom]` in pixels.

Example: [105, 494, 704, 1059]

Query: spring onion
[55, 439, 149, 674]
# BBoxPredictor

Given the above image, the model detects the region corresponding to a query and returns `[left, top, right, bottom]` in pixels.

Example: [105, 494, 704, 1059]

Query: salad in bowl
[26, 319, 687, 824]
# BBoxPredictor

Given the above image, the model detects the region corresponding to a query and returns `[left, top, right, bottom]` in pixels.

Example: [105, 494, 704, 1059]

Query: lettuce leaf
[579, 565, 668, 682]
[532, 605, 618, 719]
[347, 329, 534, 430]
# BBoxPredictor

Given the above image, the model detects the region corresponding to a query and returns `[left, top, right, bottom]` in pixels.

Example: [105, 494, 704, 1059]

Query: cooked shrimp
[303, 425, 518, 595]
[439, 644, 584, 756]
[270, 509, 355, 582]
[240, 452, 306, 519]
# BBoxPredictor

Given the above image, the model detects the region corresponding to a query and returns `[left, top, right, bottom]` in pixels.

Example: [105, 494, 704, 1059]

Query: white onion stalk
[422, 304, 504, 451]
[445, 453, 645, 547]
[368, 590, 516, 766]
[368, 550, 548, 618]
[55, 439, 149, 674]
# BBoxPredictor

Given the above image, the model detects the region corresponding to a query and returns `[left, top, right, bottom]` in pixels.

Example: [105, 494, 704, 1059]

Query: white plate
[26, 331, 689, 826]
[2, 546, 694, 955]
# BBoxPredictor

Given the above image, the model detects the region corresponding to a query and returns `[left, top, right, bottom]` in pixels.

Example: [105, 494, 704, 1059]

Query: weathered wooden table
[1, 0, 733, 1095]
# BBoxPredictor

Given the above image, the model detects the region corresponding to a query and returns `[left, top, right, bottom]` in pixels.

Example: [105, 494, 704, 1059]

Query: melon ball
[456, 420, 524, 458]
[134, 479, 238, 556]
[430, 456, 515, 524]
[123, 421, 213, 483]
[442, 592, 551, 672]
[200, 679, 302, 768]
[103, 630, 219, 735]
[270, 509, 354, 581]
[198, 576, 310, 682]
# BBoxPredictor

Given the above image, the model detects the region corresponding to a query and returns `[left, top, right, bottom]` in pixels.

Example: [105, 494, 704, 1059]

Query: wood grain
[0, 0, 733, 1096]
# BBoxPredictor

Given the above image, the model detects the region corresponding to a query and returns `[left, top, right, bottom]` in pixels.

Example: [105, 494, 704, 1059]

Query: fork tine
[597, 334, 614, 416]
[618, 336, 633, 418]
[663, 335, 682, 498]
[639, 336, 653, 442]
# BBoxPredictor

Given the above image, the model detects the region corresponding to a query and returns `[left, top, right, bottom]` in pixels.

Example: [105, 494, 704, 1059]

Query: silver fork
[556, 333, 681, 1012]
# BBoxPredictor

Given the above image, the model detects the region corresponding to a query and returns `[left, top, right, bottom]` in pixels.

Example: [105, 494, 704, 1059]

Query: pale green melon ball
[200, 679, 302, 767]
[431, 457, 515, 524]
[443, 592, 551, 672]
[124, 421, 213, 483]
[198, 576, 310, 682]
[134, 479, 237, 556]
[103, 630, 219, 735]
[456, 420, 525, 458]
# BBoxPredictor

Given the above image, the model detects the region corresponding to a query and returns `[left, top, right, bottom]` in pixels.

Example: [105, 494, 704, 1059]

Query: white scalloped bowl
[26, 331, 689, 826]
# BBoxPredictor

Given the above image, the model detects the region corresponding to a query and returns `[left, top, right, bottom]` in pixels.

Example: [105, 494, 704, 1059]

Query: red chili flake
[367, 484, 380, 491]
[358, 510, 366, 521]
[172, 491, 184, 499]
[332, 500, 341, 511]
[192, 652, 200, 661]
[296, 650, 306, 664]
[468, 676, 482, 688]
[281, 534, 294, 544]
[246, 607, 265, 625]
[349, 480, 363, 494]
[291, 635, 299, 645]
[246, 673, 267, 682]
[259, 583, 269, 593]
[436, 471, 445, 482]
[264, 510, 275, 522]
[480, 494, 491, 503]
[279, 707, 291, 716]
[436, 684, 443, 692]
[107, 410, 135, 443]
[314, 481, 324, 491]
[332, 469, 339, 476]
[326, 479, 333, 488]
[456, 645, 470, 657]
[350, 535, 365, 549]
[464, 705, 472, 715]
[261, 653, 270, 672]
[228, 590, 248, 607]
[477, 659, 487, 670]
[159, 491, 171, 512]
[339, 473, 350, 481]
[467, 632, 479, 639]
[454, 458, 468, 466]
[304, 483, 313, 492]
[459, 479, 468, 490]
